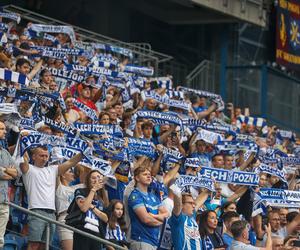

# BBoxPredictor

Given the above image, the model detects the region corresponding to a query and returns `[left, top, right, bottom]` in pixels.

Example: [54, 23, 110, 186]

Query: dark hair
[222, 201, 236, 212]
[286, 211, 299, 223]
[212, 154, 224, 162]
[222, 211, 240, 224]
[106, 200, 127, 233]
[98, 111, 111, 122]
[16, 58, 30, 69]
[198, 210, 217, 237]
[141, 121, 153, 130]
[40, 68, 50, 78]
[85, 169, 103, 191]
[231, 220, 248, 238]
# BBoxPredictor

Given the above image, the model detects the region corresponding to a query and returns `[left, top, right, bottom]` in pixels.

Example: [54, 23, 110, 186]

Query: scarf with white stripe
[0, 23, 8, 32]
[171, 175, 215, 193]
[28, 24, 76, 44]
[236, 115, 268, 136]
[20, 131, 92, 160]
[73, 99, 98, 121]
[0, 11, 21, 23]
[253, 188, 300, 216]
[197, 166, 259, 186]
[183, 119, 236, 136]
[141, 90, 190, 111]
[122, 65, 154, 76]
[73, 123, 123, 137]
[130, 110, 183, 131]
[256, 164, 287, 184]
[51, 146, 111, 175]
[195, 128, 223, 145]
[90, 42, 133, 58]
[178, 86, 224, 111]
[0, 68, 29, 86]
[216, 140, 259, 153]
[47, 67, 85, 82]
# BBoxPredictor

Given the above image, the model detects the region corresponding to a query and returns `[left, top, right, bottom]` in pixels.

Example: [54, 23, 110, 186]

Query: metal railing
[1, 4, 173, 73]
[185, 59, 216, 91]
[5, 202, 126, 250]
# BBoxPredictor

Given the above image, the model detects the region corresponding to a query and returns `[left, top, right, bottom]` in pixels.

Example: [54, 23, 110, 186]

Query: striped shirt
[105, 223, 126, 241]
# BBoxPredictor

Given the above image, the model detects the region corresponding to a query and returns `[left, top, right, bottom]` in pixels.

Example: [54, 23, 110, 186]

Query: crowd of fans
[0, 9, 300, 250]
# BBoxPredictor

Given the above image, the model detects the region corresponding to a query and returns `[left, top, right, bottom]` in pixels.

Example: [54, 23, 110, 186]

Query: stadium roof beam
[191, 0, 267, 27]
[128, 0, 268, 27]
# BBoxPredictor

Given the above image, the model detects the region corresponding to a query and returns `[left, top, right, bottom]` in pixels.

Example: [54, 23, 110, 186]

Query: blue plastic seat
[3, 239, 18, 250]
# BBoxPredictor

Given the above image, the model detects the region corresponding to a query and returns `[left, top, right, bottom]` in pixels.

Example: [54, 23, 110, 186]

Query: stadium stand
[0, 2, 300, 250]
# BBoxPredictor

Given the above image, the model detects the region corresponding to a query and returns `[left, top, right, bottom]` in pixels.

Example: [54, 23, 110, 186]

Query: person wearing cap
[76, 81, 99, 114]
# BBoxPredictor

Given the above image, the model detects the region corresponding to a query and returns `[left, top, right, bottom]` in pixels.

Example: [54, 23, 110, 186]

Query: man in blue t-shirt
[169, 189, 209, 250]
[128, 166, 169, 250]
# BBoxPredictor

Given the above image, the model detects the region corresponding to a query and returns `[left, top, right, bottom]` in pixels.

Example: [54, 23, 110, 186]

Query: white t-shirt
[23, 164, 58, 210]
[55, 183, 84, 214]
[231, 240, 259, 250]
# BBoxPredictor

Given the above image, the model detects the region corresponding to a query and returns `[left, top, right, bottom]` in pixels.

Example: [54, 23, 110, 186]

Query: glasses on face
[271, 218, 280, 222]
[183, 201, 195, 206]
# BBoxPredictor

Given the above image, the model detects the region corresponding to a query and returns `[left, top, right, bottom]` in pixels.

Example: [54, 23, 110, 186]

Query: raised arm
[226, 186, 247, 203]
[197, 102, 217, 120]
[27, 58, 43, 81]
[20, 151, 30, 174]
[172, 191, 182, 217]
[58, 152, 83, 176]
[195, 189, 210, 211]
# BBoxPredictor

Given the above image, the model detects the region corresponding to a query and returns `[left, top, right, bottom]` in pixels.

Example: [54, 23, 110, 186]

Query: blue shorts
[28, 209, 56, 243]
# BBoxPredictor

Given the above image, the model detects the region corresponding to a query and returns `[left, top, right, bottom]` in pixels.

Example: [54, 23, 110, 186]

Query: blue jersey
[169, 212, 202, 250]
[128, 188, 162, 246]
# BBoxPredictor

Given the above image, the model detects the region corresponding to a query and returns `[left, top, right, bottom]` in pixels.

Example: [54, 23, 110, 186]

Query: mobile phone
[294, 240, 300, 247]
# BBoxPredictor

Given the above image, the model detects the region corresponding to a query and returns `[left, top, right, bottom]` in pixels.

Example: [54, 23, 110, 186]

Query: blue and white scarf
[19, 118, 36, 130]
[253, 188, 300, 212]
[73, 99, 98, 121]
[165, 90, 185, 99]
[73, 123, 123, 137]
[42, 116, 78, 137]
[236, 115, 268, 136]
[199, 166, 259, 186]
[161, 146, 184, 163]
[141, 90, 190, 111]
[0, 68, 29, 86]
[277, 129, 296, 142]
[149, 77, 173, 89]
[64, 64, 131, 79]
[130, 111, 183, 130]
[195, 128, 223, 145]
[43, 33, 59, 45]
[172, 175, 215, 192]
[256, 164, 287, 184]
[0, 22, 8, 32]
[0, 11, 21, 23]
[178, 86, 225, 111]
[91, 42, 133, 58]
[52, 146, 111, 175]
[46, 67, 85, 82]
[28, 24, 76, 44]
[216, 140, 258, 153]
[123, 65, 154, 76]
[183, 119, 236, 136]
